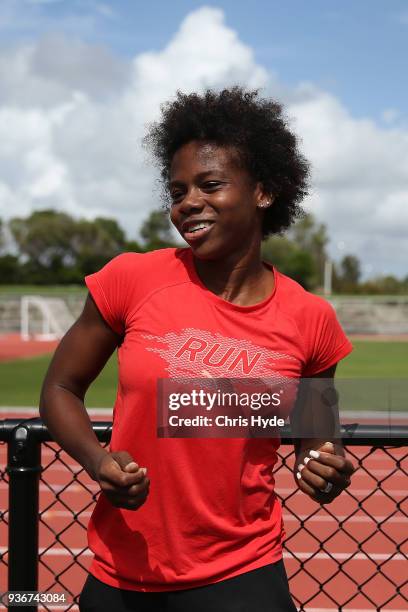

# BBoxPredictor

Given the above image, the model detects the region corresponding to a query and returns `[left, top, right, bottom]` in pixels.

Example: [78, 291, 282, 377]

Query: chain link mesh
[1, 435, 407, 611]
[0, 440, 9, 597]
[276, 444, 408, 610]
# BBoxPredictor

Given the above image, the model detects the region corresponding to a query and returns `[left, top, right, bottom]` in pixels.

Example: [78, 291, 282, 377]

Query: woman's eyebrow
[169, 170, 223, 188]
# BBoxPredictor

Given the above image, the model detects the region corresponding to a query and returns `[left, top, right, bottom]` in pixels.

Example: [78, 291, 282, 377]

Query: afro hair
[144, 87, 310, 238]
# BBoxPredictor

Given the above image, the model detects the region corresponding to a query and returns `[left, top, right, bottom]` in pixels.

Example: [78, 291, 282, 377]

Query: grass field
[1, 285, 407, 299]
[0, 341, 407, 408]
[0, 285, 87, 296]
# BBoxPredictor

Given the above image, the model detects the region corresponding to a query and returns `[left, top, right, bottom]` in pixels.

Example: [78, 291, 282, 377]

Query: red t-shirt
[85, 247, 352, 592]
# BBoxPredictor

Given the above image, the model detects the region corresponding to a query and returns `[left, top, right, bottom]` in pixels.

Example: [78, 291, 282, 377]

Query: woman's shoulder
[107, 247, 182, 269]
[85, 248, 189, 330]
[274, 268, 335, 319]
[90, 247, 190, 298]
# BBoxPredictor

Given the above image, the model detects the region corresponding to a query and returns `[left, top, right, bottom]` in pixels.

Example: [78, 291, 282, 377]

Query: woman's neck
[193, 249, 274, 307]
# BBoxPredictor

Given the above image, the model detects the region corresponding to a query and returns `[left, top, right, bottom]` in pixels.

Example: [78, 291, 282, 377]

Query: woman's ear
[253, 181, 275, 209]
[257, 192, 275, 209]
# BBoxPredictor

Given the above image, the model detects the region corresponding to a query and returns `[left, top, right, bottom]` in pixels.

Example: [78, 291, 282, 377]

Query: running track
[1, 409, 407, 611]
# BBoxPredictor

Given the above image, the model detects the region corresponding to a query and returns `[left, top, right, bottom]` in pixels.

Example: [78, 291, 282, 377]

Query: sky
[0, 0, 407, 279]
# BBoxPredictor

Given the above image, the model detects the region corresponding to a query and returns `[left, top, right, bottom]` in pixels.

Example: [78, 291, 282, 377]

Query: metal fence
[0, 418, 407, 611]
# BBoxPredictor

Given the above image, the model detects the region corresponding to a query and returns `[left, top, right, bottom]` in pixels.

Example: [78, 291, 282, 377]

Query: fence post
[7, 423, 41, 612]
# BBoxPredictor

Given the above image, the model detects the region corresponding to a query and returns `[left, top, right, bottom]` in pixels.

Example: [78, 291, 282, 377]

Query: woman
[40, 87, 355, 611]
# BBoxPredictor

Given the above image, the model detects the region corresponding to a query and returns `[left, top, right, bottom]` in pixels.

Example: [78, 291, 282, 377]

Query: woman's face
[169, 141, 266, 260]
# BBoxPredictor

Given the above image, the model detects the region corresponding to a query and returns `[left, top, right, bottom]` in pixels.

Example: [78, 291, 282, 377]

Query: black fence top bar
[0, 418, 407, 446]
[0, 418, 112, 442]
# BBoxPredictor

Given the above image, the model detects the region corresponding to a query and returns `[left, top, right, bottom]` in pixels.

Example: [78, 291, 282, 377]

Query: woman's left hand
[295, 441, 355, 504]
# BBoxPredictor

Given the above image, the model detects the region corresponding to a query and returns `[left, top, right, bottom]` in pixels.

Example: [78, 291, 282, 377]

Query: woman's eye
[170, 191, 183, 202]
[202, 181, 221, 190]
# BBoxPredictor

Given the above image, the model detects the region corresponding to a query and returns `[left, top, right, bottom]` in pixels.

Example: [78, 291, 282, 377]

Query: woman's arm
[39, 293, 150, 511]
[290, 364, 355, 504]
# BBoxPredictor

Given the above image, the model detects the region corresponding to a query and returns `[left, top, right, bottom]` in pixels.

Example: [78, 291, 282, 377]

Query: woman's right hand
[93, 450, 150, 511]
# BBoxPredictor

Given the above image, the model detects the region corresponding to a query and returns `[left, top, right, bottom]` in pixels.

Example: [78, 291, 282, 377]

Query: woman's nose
[179, 189, 204, 214]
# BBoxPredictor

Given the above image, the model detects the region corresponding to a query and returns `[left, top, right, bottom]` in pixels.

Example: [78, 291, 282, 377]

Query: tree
[72, 218, 126, 276]
[140, 210, 178, 251]
[10, 210, 77, 268]
[94, 217, 126, 248]
[341, 255, 361, 285]
[332, 254, 362, 293]
[261, 235, 316, 289]
[0, 255, 20, 283]
[289, 213, 329, 288]
[0, 218, 4, 252]
[261, 213, 329, 289]
[9, 210, 130, 283]
[125, 239, 143, 252]
[361, 275, 404, 295]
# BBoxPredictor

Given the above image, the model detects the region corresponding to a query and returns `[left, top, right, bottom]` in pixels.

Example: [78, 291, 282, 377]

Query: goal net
[20, 296, 75, 341]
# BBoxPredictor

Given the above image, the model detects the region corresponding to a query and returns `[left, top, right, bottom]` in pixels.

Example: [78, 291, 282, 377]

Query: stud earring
[258, 200, 271, 209]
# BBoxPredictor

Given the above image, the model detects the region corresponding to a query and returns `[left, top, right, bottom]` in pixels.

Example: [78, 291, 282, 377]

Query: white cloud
[0, 35, 128, 107]
[0, 6, 407, 278]
[382, 108, 400, 124]
[286, 88, 408, 276]
[124, 7, 269, 122]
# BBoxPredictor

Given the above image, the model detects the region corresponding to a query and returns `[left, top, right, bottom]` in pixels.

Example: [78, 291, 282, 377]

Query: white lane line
[0, 407, 112, 415]
[276, 469, 405, 477]
[278, 487, 407, 496]
[30, 510, 407, 525]
[0, 548, 405, 561]
[0, 482, 99, 493]
[34, 463, 407, 479]
[35, 446, 404, 457]
[0, 483, 406, 497]
[283, 514, 406, 524]
[283, 551, 406, 561]
[3, 448, 406, 462]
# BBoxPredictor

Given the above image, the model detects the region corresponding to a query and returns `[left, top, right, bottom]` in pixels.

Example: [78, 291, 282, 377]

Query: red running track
[0, 334, 59, 362]
[0, 409, 407, 611]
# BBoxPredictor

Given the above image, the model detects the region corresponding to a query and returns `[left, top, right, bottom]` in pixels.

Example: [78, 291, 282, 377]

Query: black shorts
[78, 560, 297, 612]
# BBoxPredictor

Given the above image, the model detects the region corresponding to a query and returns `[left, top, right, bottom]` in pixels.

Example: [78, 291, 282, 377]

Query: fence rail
[1, 418, 407, 611]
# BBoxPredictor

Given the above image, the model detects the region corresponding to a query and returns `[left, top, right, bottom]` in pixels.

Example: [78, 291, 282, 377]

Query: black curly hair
[143, 87, 310, 238]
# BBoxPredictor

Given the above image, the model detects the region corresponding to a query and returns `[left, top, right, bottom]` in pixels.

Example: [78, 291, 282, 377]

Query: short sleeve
[302, 299, 353, 376]
[85, 253, 137, 336]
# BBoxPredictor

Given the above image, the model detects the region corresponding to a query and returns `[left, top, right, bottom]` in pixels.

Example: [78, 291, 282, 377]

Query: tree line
[0, 209, 406, 294]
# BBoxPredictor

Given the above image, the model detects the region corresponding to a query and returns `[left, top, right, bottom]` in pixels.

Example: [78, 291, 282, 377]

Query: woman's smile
[182, 218, 215, 241]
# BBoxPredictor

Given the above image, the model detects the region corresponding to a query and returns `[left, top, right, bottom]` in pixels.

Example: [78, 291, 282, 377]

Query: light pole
[323, 259, 333, 296]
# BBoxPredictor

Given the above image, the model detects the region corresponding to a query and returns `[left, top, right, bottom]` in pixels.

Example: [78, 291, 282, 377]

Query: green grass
[2, 286, 407, 299]
[0, 285, 86, 296]
[0, 354, 117, 408]
[336, 341, 408, 378]
[335, 341, 408, 412]
[0, 341, 406, 408]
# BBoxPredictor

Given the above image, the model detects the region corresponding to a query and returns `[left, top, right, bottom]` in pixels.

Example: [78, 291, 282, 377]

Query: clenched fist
[295, 441, 355, 504]
[92, 450, 150, 511]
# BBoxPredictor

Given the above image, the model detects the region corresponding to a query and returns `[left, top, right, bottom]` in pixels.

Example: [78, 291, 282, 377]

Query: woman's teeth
[184, 221, 214, 240]
[190, 223, 211, 232]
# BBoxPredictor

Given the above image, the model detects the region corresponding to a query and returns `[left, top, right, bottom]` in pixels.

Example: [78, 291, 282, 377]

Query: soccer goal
[20, 296, 75, 341]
